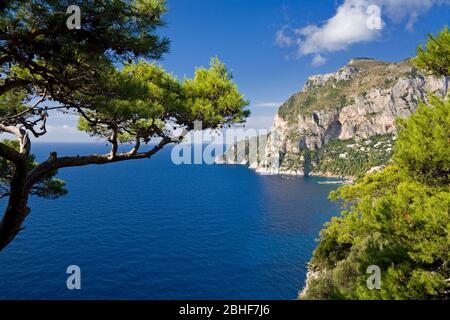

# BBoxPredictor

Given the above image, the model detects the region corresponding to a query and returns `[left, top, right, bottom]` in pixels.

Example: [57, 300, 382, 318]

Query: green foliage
[394, 96, 450, 186]
[32, 178, 67, 199]
[278, 78, 355, 120]
[301, 26, 450, 300]
[0, 1, 250, 251]
[0, 89, 28, 118]
[0, 2, 249, 201]
[76, 58, 249, 142]
[0, 0, 169, 64]
[314, 135, 393, 177]
[0, 140, 67, 199]
[275, 135, 393, 177]
[304, 162, 450, 299]
[0, 0, 171, 110]
[278, 59, 414, 121]
[303, 270, 342, 300]
[182, 58, 250, 129]
[412, 26, 450, 77]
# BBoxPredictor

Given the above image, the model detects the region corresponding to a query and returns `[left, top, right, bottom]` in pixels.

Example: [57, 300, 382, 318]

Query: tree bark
[0, 79, 31, 97]
[0, 137, 173, 252]
[0, 129, 31, 251]
[0, 162, 30, 251]
[26, 137, 171, 189]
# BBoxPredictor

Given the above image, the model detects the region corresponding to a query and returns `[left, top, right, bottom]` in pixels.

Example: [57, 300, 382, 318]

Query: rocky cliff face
[246, 58, 448, 178]
[216, 135, 267, 169]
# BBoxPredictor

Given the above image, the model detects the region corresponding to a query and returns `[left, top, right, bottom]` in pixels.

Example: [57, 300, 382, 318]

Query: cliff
[218, 58, 448, 178]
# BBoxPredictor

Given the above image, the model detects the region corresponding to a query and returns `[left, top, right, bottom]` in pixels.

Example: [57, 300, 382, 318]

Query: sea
[0, 143, 339, 299]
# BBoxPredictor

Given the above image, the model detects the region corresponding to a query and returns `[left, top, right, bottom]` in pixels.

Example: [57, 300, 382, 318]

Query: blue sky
[38, 0, 450, 142]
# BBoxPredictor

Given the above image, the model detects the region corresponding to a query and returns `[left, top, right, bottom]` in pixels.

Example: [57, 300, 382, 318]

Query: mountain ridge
[217, 58, 449, 178]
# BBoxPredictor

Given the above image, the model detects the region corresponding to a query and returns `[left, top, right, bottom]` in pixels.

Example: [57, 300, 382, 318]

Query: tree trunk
[0, 137, 173, 251]
[0, 164, 30, 252]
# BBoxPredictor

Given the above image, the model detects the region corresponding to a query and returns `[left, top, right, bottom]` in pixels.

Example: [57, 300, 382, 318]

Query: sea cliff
[217, 58, 448, 178]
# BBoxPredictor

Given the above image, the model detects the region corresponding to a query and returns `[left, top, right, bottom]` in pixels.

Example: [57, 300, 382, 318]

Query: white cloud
[276, 0, 450, 65]
[275, 27, 294, 47]
[253, 102, 283, 108]
[244, 115, 275, 130]
[312, 54, 327, 66]
[380, 0, 449, 28]
[296, 0, 382, 55]
[40, 124, 93, 143]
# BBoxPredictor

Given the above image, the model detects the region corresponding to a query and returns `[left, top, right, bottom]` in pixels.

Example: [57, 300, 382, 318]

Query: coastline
[216, 160, 355, 185]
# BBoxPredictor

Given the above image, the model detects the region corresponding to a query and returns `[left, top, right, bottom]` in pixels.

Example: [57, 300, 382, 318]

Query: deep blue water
[0, 143, 339, 300]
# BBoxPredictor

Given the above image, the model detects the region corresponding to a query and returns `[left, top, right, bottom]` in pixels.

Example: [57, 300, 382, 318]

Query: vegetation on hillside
[278, 59, 416, 121]
[272, 135, 393, 177]
[313, 135, 394, 178]
[301, 27, 450, 300]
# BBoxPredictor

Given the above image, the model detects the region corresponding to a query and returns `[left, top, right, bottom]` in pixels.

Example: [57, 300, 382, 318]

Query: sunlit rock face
[220, 58, 449, 178]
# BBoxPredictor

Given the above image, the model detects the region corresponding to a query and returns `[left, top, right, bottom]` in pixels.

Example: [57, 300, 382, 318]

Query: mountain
[217, 58, 449, 178]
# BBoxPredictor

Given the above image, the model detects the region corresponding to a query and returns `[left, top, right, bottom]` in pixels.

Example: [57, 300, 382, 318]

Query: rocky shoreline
[217, 58, 448, 180]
